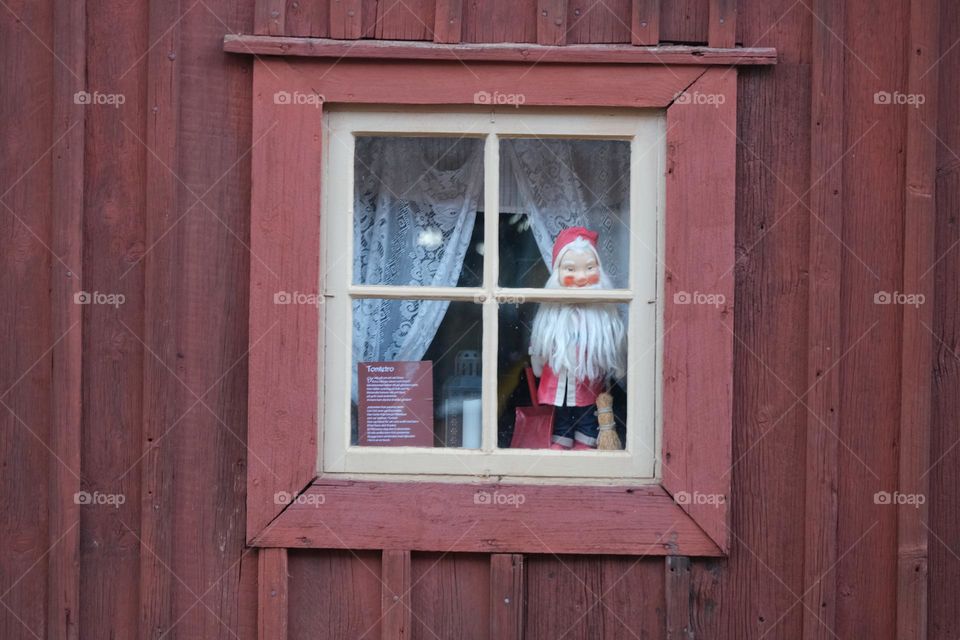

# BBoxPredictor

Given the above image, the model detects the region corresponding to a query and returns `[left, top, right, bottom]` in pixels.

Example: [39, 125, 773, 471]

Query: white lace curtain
[352, 137, 630, 402]
[501, 139, 631, 288]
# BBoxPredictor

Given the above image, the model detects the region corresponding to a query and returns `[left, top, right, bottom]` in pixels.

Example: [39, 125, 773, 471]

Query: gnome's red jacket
[532, 359, 604, 407]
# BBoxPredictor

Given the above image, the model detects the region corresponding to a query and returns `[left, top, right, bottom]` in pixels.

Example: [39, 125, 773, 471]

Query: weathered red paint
[2, 1, 954, 639]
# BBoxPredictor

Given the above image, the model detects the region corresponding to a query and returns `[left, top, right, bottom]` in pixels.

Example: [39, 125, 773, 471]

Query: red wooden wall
[1, 0, 956, 638]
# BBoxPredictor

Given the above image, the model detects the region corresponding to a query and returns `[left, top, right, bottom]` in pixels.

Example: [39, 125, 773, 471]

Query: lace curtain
[501, 139, 631, 289]
[352, 137, 484, 402]
[352, 137, 631, 402]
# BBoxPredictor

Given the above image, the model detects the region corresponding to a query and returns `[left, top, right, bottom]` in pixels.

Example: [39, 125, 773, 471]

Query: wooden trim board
[253, 480, 723, 556]
[224, 35, 777, 65]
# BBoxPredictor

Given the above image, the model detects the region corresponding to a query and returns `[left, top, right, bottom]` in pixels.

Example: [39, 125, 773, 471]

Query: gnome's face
[557, 246, 601, 288]
[545, 237, 611, 290]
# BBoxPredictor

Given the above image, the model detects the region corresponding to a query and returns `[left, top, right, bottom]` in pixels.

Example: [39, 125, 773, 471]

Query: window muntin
[322, 108, 664, 480]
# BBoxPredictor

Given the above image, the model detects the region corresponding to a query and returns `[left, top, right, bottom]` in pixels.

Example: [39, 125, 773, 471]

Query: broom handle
[524, 367, 540, 408]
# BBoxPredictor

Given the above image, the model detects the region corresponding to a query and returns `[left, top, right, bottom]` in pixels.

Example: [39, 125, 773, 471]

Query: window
[245, 57, 739, 556]
[321, 108, 664, 479]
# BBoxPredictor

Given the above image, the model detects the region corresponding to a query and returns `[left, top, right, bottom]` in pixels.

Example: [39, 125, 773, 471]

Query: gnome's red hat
[551, 226, 600, 270]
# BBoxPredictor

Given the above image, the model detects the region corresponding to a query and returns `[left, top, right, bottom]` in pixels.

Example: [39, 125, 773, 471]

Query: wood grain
[631, 0, 661, 45]
[524, 555, 665, 637]
[247, 60, 322, 540]
[382, 550, 412, 639]
[659, 0, 708, 44]
[175, 2, 256, 637]
[79, 0, 148, 636]
[897, 0, 939, 637]
[224, 35, 779, 65]
[489, 554, 523, 640]
[433, 0, 463, 44]
[665, 556, 692, 639]
[834, 0, 908, 636]
[285, 0, 329, 37]
[138, 0, 182, 635]
[566, 0, 631, 44]
[662, 68, 737, 553]
[287, 550, 383, 638]
[410, 553, 490, 639]
[253, 480, 721, 555]
[1, 0, 952, 637]
[928, 0, 960, 632]
[537, 0, 568, 45]
[255, 0, 286, 34]
[801, 1, 843, 637]
[329, 0, 363, 38]
[259, 548, 289, 639]
[250, 57, 707, 113]
[376, 0, 435, 40]
[707, 0, 736, 47]
[48, 0, 84, 637]
[714, 59, 813, 639]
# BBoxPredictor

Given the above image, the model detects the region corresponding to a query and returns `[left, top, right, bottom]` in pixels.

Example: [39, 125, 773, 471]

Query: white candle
[462, 398, 482, 449]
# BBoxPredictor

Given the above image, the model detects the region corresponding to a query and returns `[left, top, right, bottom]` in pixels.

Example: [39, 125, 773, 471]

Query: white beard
[529, 269, 626, 382]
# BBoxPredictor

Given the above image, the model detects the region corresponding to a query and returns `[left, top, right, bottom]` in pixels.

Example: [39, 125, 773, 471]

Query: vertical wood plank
[665, 556, 692, 639]
[658, 0, 708, 44]
[167, 2, 257, 636]
[566, 0, 631, 44]
[138, 0, 182, 636]
[897, 0, 939, 637]
[409, 553, 490, 639]
[239, 551, 260, 639]
[376, 0, 435, 40]
[930, 67, 960, 640]
[462, 0, 538, 43]
[80, 0, 148, 636]
[688, 559, 723, 636]
[286, 0, 330, 37]
[248, 61, 321, 539]
[601, 557, 668, 638]
[835, 0, 909, 636]
[631, 0, 660, 45]
[928, 3, 960, 637]
[801, 0, 843, 637]
[362, 0, 380, 38]
[49, 0, 84, 637]
[434, 0, 463, 43]
[524, 555, 603, 637]
[330, 0, 363, 38]
[259, 549, 289, 639]
[707, 0, 736, 47]
[489, 554, 523, 640]
[255, 0, 286, 34]
[382, 550, 412, 640]
[288, 550, 383, 638]
[537, 0, 568, 45]
[0, 0, 53, 616]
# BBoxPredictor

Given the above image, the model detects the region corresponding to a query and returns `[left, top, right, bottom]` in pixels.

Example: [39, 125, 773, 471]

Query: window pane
[498, 138, 631, 289]
[497, 300, 628, 451]
[351, 298, 483, 448]
[353, 136, 485, 288]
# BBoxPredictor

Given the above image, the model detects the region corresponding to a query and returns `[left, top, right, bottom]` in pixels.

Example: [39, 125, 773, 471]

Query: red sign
[358, 361, 434, 446]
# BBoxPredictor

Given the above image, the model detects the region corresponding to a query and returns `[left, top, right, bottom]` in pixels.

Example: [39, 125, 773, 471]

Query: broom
[595, 391, 620, 450]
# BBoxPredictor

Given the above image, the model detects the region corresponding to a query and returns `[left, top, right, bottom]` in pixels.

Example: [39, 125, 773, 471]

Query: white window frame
[320, 106, 665, 481]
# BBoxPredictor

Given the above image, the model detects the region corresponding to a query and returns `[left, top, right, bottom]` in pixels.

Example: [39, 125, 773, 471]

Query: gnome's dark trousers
[551, 404, 599, 447]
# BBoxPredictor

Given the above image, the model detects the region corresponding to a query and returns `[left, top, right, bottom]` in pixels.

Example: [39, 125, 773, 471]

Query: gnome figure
[529, 227, 627, 450]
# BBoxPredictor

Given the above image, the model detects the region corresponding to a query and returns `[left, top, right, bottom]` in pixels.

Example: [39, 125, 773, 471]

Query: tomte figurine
[529, 227, 627, 450]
